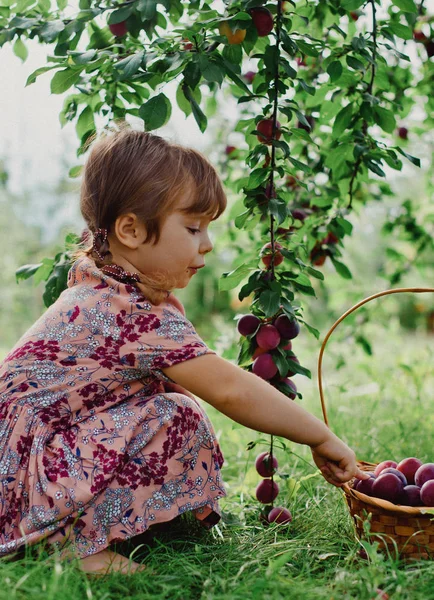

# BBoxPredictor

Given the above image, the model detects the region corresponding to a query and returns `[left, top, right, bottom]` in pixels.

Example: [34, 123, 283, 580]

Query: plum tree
[252, 353, 278, 380]
[285, 355, 300, 377]
[218, 21, 246, 44]
[249, 7, 274, 37]
[397, 127, 408, 140]
[237, 314, 261, 336]
[291, 209, 307, 222]
[413, 29, 428, 42]
[256, 478, 279, 503]
[279, 377, 297, 399]
[109, 21, 128, 37]
[256, 119, 282, 144]
[297, 115, 315, 132]
[181, 38, 193, 50]
[256, 324, 281, 350]
[243, 71, 256, 84]
[425, 40, 434, 58]
[255, 451, 278, 477]
[252, 345, 267, 360]
[274, 315, 300, 339]
[260, 242, 284, 268]
[268, 506, 292, 524]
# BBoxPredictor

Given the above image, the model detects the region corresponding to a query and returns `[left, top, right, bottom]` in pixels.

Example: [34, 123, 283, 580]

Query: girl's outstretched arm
[162, 354, 368, 486]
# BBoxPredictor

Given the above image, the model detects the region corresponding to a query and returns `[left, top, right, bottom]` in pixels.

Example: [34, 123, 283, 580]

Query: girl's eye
[187, 228, 201, 234]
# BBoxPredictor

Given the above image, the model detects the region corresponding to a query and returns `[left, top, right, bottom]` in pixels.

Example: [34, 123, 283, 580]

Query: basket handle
[318, 287, 434, 428]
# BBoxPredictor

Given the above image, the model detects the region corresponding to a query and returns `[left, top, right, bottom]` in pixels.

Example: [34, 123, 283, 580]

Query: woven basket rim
[344, 460, 434, 517]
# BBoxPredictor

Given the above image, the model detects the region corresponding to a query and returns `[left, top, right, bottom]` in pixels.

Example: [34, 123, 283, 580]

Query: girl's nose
[201, 232, 213, 254]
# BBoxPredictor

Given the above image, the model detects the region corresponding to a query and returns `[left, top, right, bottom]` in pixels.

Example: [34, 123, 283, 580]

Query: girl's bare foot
[77, 549, 147, 577]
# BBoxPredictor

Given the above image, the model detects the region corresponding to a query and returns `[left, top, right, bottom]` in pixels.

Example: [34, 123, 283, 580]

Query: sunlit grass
[0, 327, 433, 599]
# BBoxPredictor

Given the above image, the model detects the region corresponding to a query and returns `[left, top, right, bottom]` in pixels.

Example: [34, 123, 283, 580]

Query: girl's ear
[114, 213, 147, 249]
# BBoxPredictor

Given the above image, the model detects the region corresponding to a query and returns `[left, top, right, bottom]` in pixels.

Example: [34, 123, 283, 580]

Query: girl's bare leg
[61, 547, 147, 576]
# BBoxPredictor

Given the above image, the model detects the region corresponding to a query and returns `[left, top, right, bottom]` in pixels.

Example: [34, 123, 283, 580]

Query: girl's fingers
[355, 468, 371, 480]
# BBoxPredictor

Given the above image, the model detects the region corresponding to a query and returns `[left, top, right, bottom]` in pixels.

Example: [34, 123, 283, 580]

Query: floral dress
[0, 256, 227, 558]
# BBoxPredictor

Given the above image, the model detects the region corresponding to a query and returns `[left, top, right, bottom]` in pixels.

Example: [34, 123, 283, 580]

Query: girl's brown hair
[72, 121, 227, 305]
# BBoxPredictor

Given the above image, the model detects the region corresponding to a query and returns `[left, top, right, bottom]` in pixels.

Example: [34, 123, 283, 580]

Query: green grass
[1, 327, 434, 599]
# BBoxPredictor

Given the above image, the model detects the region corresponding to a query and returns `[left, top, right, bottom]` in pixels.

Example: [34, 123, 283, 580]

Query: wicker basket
[317, 287, 434, 560]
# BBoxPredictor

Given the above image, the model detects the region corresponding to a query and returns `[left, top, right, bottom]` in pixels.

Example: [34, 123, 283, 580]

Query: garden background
[0, 0, 434, 597]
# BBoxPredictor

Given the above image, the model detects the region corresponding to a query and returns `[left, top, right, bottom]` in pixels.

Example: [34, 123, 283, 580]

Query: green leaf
[69, 165, 83, 178]
[336, 217, 353, 235]
[268, 199, 288, 226]
[245, 168, 269, 190]
[220, 57, 253, 96]
[76, 105, 95, 139]
[346, 55, 365, 70]
[223, 43, 242, 64]
[42, 264, 70, 307]
[341, 0, 365, 9]
[16, 262, 44, 282]
[219, 263, 252, 291]
[330, 257, 352, 279]
[183, 60, 201, 89]
[274, 353, 289, 378]
[286, 358, 311, 379]
[108, 5, 133, 24]
[305, 265, 324, 280]
[33, 258, 56, 285]
[50, 68, 82, 94]
[355, 335, 373, 356]
[182, 85, 207, 132]
[299, 320, 320, 340]
[392, 0, 417, 12]
[138, 0, 157, 20]
[26, 65, 58, 86]
[298, 79, 315, 96]
[69, 49, 97, 65]
[395, 147, 421, 167]
[139, 93, 172, 131]
[327, 60, 343, 82]
[291, 273, 312, 288]
[288, 157, 311, 174]
[332, 103, 353, 138]
[257, 290, 281, 317]
[237, 337, 255, 367]
[113, 51, 145, 79]
[296, 40, 319, 57]
[388, 22, 413, 40]
[12, 36, 28, 61]
[234, 209, 252, 229]
[39, 19, 65, 42]
[373, 106, 396, 133]
[198, 55, 224, 85]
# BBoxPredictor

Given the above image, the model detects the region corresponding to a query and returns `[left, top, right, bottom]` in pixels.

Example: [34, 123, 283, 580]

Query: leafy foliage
[2, 0, 432, 395]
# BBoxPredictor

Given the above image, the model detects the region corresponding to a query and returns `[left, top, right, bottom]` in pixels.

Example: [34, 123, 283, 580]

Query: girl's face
[138, 202, 214, 289]
[109, 186, 214, 290]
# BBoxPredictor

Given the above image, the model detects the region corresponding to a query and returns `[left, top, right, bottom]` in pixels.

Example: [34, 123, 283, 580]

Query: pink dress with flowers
[0, 256, 227, 558]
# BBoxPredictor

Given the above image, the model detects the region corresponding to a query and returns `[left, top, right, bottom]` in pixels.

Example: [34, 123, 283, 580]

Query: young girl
[0, 125, 368, 577]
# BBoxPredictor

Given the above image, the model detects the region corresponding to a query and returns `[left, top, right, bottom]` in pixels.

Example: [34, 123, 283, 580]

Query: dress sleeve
[118, 299, 216, 381]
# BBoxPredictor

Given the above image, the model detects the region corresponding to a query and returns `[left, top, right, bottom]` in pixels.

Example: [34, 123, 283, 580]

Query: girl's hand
[310, 433, 371, 487]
